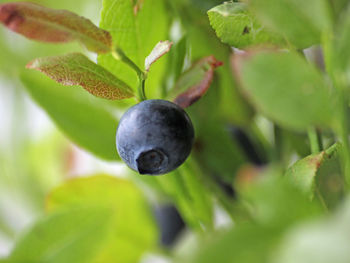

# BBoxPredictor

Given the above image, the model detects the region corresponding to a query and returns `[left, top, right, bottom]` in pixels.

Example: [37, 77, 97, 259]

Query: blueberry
[116, 99, 195, 175]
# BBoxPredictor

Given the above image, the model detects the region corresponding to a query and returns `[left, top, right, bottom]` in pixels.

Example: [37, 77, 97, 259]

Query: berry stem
[112, 47, 148, 101]
[138, 72, 147, 101]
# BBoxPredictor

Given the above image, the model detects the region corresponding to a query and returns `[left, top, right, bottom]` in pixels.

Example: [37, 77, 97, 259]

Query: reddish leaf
[170, 56, 223, 108]
[0, 2, 112, 53]
[27, 53, 134, 100]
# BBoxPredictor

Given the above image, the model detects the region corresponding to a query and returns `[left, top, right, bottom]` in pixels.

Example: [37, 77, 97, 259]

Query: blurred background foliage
[0, 0, 350, 262]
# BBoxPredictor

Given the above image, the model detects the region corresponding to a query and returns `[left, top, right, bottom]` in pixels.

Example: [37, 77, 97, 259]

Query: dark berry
[116, 99, 194, 175]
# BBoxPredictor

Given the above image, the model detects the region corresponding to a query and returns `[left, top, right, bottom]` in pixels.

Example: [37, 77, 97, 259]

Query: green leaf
[27, 53, 134, 100]
[0, 2, 112, 53]
[177, 160, 214, 228]
[166, 35, 189, 85]
[330, 0, 350, 19]
[208, 2, 284, 48]
[20, 70, 119, 160]
[98, 0, 170, 98]
[46, 175, 158, 263]
[236, 169, 322, 226]
[233, 50, 333, 130]
[273, 197, 350, 263]
[18, 133, 69, 207]
[191, 224, 282, 263]
[334, 5, 350, 79]
[169, 56, 222, 108]
[286, 143, 344, 207]
[286, 151, 326, 195]
[315, 143, 345, 209]
[189, 172, 323, 263]
[247, 0, 332, 48]
[9, 207, 113, 263]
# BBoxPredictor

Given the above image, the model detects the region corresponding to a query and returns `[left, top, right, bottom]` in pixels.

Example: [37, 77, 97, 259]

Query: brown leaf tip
[206, 55, 224, 68]
[0, 3, 24, 30]
[213, 60, 223, 68]
[308, 151, 326, 170]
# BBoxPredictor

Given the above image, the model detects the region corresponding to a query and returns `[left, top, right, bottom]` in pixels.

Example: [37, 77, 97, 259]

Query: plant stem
[339, 90, 350, 185]
[307, 127, 323, 154]
[273, 124, 283, 162]
[112, 47, 147, 101]
[138, 74, 147, 101]
[300, 48, 324, 154]
[322, 32, 350, 187]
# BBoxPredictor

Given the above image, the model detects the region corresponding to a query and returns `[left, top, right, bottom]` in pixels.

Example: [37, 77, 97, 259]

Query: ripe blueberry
[116, 99, 195, 175]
